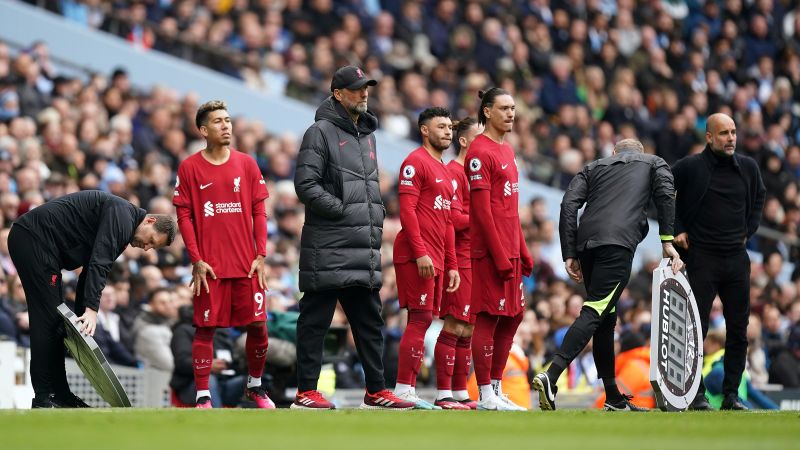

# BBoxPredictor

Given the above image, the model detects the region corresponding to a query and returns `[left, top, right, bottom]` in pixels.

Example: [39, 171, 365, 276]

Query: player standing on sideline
[466, 88, 533, 411]
[533, 138, 682, 412]
[172, 100, 274, 409]
[393, 107, 461, 409]
[434, 117, 483, 410]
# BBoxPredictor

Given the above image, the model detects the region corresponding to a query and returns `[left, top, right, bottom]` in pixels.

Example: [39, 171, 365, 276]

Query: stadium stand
[0, 0, 797, 408]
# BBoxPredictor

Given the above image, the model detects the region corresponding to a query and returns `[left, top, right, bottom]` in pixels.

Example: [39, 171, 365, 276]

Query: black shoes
[532, 372, 558, 411]
[31, 392, 91, 408]
[688, 393, 714, 411]
[604, 394, 649, 412]
[720, 394, 748, 411]
[55, 391, 91, 408]
[31, 394, 61, 408]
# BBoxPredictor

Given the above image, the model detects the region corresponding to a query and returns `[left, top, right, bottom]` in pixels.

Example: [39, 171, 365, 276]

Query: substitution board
[650, 258, 703, 411]
[57, 303, 132, 407]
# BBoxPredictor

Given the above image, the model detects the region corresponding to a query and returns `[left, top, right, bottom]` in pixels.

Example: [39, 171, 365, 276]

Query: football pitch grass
[1, 409, 797, 449]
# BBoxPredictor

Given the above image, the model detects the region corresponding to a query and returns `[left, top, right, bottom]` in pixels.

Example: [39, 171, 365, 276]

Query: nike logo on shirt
[435, 178, 443, 183]
[200, 183, 213, 190]
[501, 164, 508, 169]
[339, 141, 348, 147]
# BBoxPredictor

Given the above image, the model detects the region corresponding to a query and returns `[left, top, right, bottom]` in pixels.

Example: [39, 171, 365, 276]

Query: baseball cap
[330, 66, 377, 92]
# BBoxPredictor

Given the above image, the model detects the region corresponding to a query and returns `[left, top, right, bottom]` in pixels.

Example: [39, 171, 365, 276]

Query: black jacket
[14, 191, 146, 312]
[294, 97, 385, 292]
[672, 146, 766, 238]
[560, 150, 675, 260]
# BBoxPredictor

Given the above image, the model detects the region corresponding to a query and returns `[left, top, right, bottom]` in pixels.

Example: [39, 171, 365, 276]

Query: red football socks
[453, 336, 472, 391]
[396, 310, 432, 385]
[472, 313, 499, 386]
[434, 330, 458, 390]
[245, 324, 269, 379]
[192, 327, 215, 391]
[491, 313, 523, 380]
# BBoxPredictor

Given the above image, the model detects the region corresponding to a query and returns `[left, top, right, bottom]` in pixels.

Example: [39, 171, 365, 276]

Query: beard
[430, 137, 452, 152]
[349, 102, 368, 115]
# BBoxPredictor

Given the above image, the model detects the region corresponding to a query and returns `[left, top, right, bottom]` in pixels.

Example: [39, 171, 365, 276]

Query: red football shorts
[193, 277, 267, 327]
[440, 266, 473, 323]
[471, 257, 524, 317]
[395, 261, 443, 313]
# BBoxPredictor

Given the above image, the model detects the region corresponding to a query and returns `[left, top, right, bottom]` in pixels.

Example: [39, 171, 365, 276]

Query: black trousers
[687, 247, 750, 397]
[8, 225, 71, 397]
[552, 245, 633, 380]
[296, 286, 385, 393]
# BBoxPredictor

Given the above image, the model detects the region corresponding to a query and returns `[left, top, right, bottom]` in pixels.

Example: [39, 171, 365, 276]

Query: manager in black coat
[672, 113, 766, 410]
[293, 65, 388, 405]
[8, 190, 176, 408]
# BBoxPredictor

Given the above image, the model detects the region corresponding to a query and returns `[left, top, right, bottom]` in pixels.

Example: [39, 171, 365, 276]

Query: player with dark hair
[434, 116, 483, 410]
[9, 190, 176, 408]
[173, 100, 274, 409]
[393, 107, 461, 409]
[465, 88, 532, 410]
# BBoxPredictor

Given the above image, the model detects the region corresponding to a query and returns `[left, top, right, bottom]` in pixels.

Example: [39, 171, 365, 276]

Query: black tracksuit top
[559, 150, 676, 260]
[14, 190, 146, 311]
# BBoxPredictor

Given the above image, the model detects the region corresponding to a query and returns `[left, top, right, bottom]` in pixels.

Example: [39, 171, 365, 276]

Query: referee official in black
[8, 191, 177, 408]
[533, 138, 683, 411]
[673, 113, 766, 411]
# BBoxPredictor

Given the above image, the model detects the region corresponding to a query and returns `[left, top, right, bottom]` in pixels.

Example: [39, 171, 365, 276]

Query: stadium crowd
[1, 0, 799, 407]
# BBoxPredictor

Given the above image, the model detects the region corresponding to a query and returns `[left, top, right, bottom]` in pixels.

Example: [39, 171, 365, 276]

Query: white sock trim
[196, 390, 211, 401]
[453, 390, 470, 401]
[436, 389, 453, 401]
[394, 383, 413, 396]
[491, 379, 502, 395]
[479, 384, 495, 401]
[247, 376, 262, 388]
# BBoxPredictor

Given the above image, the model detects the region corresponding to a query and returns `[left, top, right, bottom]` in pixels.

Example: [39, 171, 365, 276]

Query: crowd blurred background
[0, 0, 797, 406]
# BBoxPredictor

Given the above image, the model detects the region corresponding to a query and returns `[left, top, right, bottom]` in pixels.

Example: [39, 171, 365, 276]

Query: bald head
[706, 113, 734, 134]
[706, 113, 737, 156]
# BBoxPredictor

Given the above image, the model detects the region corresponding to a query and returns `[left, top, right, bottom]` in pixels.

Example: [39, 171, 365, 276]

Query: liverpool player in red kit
[433, 117, 483, 410]
[173, 100, 274, 409]
[466, 88, 533, 411]
[393, 107, 461, 409]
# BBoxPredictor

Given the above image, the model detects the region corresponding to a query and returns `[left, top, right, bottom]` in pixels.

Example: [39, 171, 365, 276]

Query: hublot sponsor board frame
[650, 259, 703, 411]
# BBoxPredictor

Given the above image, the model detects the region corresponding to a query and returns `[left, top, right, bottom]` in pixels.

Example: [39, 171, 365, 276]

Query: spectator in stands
[133, 287, 176, 372]
[540, 55, 580, 115]
[94, 285, 137, 367]
[0, 270, 17, 343]
[762, 304, 800, 387]
[703, 329, 779, 410]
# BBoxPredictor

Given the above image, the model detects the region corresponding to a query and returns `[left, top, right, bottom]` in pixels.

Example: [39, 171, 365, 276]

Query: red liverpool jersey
[465, 134, 521, 259]
[394, 147, 455, 271]
[173, 149, 269, 278]
[447, 160, 471, 268]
